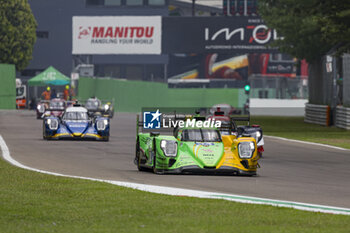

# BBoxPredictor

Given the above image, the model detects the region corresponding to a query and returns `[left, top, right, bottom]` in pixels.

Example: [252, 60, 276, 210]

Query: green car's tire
[152, 151, 163, 175]
[136, 140, 147, 171]
[152, 152, 157, 174]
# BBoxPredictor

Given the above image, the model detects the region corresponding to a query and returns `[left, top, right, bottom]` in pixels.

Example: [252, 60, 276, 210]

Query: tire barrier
[336, 106, 350, 130]
[304, 103, 330, 126]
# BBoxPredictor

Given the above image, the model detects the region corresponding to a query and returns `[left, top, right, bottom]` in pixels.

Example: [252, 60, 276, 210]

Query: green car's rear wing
[231, 115, 250, 126]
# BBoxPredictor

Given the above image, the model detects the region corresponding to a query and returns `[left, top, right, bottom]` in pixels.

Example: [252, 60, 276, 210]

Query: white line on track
[1, 134, 350, 215]
[265, 135, 350, 151]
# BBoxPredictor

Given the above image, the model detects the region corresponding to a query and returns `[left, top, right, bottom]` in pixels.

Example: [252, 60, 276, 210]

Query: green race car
[134, 114, 261, 175]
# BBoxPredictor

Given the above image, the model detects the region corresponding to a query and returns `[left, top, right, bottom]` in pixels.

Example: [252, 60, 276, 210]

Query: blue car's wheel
[42, 122, 47, 140]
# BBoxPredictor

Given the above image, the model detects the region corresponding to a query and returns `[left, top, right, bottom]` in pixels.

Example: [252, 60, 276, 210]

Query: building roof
[174, 0, 222, 9]
[170, 0, 223, 15]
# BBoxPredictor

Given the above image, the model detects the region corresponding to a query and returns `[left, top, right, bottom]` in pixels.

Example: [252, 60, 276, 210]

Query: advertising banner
[73, 16, 161, 55]
[162, 17, 281, 53]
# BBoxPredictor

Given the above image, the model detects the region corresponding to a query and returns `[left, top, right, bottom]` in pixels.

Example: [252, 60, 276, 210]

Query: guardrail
[336, 106, 350, 130]
[304, 103, 330, 126]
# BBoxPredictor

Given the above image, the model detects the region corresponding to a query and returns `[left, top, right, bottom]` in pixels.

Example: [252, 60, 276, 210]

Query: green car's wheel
[152, 151, 163, 174]
[152, 151, 157, 174]
[136, 140, 146, 171]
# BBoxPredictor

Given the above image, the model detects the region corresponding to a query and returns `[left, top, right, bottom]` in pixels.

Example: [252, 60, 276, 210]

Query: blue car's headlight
[46, 118, 58, 130]
[96, 119, 108, 131]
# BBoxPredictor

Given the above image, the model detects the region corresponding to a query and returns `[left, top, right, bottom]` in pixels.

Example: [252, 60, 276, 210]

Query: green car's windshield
[181, 129, 221, 142]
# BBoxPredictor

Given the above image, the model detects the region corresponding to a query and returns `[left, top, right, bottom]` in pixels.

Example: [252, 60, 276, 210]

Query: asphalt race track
[1, 111, 350, 208]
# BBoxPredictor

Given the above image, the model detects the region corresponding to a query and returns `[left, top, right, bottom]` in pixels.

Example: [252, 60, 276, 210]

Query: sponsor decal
[195, 142, 215, 146]
[68, 124, 86, 128]
[78, 27, 91, 39]
[163, 118, 221, 128]
[205, 25, 282, 45]
[42, 72, 57, 81]
[202, 148, 214, 153]
[267, 63, 294, 73]
[142, 109, 221, 129]
[73, 16, 161, 54]
[143, 110, 161, 129]
[202, 154, 214, 157]
[162, 17, 281, 53]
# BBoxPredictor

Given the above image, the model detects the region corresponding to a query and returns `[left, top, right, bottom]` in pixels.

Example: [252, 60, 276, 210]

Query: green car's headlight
[160, 140, 177, 157]
[238, 141, 255, 159]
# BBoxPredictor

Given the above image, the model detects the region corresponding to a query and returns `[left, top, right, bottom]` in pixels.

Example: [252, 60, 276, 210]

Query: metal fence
[343, 54, 350, 107]
[249, 74, 308, 99]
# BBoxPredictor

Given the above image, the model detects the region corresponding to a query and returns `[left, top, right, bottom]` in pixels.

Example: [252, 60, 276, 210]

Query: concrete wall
[250, 98, 307, 116]
[0, 64, 16, 109]
[78, 77, 246, 112]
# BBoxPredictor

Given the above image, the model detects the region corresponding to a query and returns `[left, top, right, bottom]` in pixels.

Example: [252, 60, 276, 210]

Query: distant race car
[36, 100, 49, 119]
[43, 105, 110, 141]
[84, 97, 114, 118]
[134, 114, 262, 176]
[209, 103, 242, 116]
[208, 110, 264, 157]
[42, 98, 66, 118]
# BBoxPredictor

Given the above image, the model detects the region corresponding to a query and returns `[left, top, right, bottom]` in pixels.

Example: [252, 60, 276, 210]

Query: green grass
[251, 116, 350, 149]
[0, 158, 349, 233]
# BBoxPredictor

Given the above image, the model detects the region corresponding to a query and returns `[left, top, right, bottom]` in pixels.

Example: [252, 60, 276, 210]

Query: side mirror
[237, 127, 245, 136]
[150, 132, 160, 137]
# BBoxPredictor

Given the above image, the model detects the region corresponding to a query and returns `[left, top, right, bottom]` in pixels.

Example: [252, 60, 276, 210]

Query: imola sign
[162, 17, 281, 54]
[205, 25, 281, 44]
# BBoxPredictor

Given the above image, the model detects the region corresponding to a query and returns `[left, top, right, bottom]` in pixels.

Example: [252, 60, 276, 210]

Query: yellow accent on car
[83, 133, 102, 138]
[52, 133, 72, 138]
[216, 135, 260, 172]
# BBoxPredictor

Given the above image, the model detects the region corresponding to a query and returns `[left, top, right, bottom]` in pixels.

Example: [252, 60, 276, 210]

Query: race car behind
[43, 105, 110, 141]
[84, 97, 114, 118]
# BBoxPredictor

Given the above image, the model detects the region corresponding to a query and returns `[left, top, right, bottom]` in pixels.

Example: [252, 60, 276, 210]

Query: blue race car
[43, 105, 110, 141]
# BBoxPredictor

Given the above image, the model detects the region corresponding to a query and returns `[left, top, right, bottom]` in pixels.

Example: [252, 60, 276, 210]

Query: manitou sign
[73, 16, 161, 54]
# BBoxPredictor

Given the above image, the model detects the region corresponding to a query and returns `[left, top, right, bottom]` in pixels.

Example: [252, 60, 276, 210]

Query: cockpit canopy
[63, 111, 88, 121]
[50, 101, 65, 109]
[85, 98, 101, 110]
[180, 129, 221, 142]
